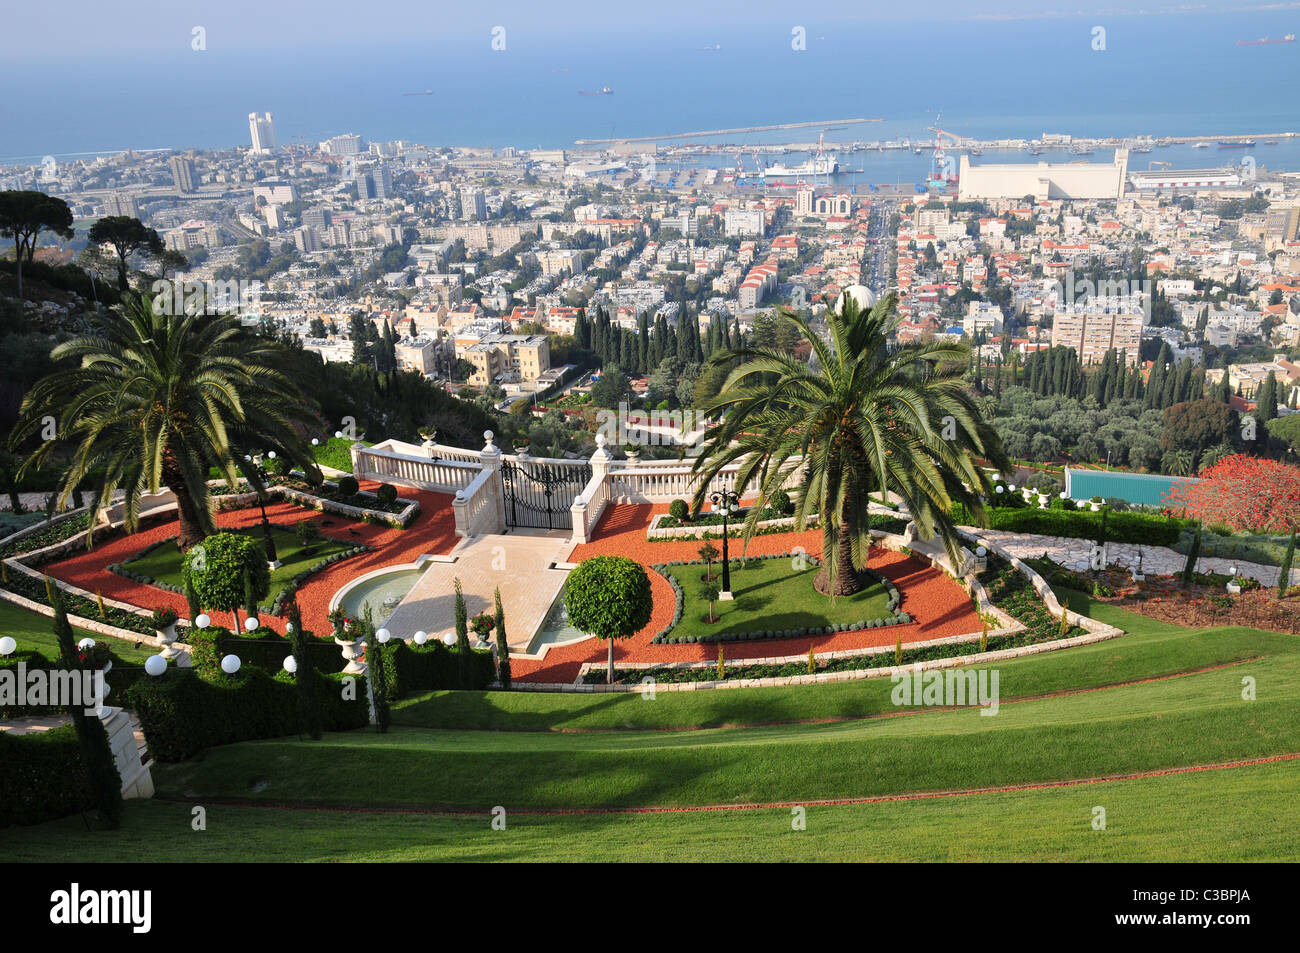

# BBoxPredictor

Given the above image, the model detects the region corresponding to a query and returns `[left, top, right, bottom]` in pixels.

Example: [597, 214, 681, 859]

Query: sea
[2, 10, 1299, 182]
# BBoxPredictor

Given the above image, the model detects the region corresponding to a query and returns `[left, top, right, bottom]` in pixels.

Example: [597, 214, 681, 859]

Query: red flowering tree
[1164, 454, 1300, 533]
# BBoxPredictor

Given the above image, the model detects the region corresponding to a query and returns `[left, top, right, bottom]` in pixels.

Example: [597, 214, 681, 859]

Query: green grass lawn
[311, 436, 369, 473]
[118, 525, 357, 612]
[661, 558, 891, 640]
[0, 599, 156, 663]
[7, 758, 1297, 861]
[11, 595, 1300, 861]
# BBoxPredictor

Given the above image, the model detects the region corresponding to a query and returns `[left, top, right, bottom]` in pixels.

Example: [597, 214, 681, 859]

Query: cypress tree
[1181, 522, 1201, 586]
[287, 599, 322, 740]
[52, 587, 122, 828]
[242, 565, 258, 627]
[364, 617, 391, 733]
[454, 577, 471, 688]
[1258, 372, 1278, 423]
[1278, 531, 1295, 598]
[184, 574, 201, 623]
[494, 586, 511, 690]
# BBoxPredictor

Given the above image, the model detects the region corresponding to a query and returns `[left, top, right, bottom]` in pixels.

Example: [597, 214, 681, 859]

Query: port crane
[925, 114, 963, 190]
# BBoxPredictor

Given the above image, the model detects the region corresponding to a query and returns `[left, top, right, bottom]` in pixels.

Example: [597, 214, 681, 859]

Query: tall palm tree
[690, 294, 1009, 597]
[10, 292, 322, 550]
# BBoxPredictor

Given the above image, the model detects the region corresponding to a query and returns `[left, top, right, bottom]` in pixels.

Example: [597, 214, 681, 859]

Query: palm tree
[690, 294, 1009, 597]
[10, 292, 322, 550]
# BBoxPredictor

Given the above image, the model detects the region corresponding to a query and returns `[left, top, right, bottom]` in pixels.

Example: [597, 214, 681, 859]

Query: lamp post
[248, 451, 280, 567]
[709, 488, 740, 598]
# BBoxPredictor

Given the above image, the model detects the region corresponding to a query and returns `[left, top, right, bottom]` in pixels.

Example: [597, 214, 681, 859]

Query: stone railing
[571, 469, 612, 545]
[354, 446, 481, 493]
[454, 468, 502, 538]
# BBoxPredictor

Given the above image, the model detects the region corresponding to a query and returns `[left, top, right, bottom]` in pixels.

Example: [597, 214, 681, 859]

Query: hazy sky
[4, 0, 1293, 62]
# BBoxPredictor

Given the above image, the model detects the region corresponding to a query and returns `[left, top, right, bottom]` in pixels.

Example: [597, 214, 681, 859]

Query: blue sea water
[1, 11, 1297, 169]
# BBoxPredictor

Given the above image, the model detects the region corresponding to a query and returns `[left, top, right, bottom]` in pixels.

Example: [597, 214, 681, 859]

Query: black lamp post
[247, 451, 279, 565]
[710, 488, 740, 596]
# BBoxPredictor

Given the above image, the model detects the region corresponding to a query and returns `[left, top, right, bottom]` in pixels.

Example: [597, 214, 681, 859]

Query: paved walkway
[509, 501, 983, 685]
[382, 531, 572, 650]
[975, 529, 1292, 587]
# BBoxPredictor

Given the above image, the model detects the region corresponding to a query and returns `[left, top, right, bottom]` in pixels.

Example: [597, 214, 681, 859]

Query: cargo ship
[1236, 34, 1295, 45]
[1219, 140, 1257, 148]
[761, 151, 837, 179]
[579, 87, 613, 96]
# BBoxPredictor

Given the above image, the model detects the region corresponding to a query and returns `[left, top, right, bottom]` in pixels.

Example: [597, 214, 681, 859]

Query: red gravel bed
[38, 482, 458, 640]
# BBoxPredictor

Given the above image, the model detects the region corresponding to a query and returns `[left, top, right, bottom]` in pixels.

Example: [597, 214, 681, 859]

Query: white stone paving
[975, 529, 1295, 587]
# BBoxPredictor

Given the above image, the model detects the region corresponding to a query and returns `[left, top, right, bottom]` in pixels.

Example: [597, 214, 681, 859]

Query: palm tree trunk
[815, 493, 864, 597]
[162, 455, 209, 551]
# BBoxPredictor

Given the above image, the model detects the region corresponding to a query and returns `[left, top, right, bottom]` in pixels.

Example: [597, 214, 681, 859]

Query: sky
[4, 0, 1296, 62]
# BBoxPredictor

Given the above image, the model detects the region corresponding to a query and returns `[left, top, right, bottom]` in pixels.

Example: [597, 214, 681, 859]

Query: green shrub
[0, 725, 94, 828]
[183, 532, 270, 618]
[337, 475, 360, 497]
[372, 639, 495, 701]
[125, 667, 369, 762]
[375, 483, 399, 505]
[960, 506, 1181, 545]
[668, 499, 690, 522]
[771, 489, 791, 514]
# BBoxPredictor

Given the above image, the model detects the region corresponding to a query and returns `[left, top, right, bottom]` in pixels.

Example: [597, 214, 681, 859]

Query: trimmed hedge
[125, 666, 369, 762]
[373, 639, 496, 699]
[185, 626, 346, 675]
[0, 725, 93, 828]
[958, 505, 1182, 545]
[1, 649, 148, 718]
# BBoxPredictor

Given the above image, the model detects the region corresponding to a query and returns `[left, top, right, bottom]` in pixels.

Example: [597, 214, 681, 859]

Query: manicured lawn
[660, 557, 892, 640]
[311, 436, 369, 473]
[0, 599, 156, 663]
[118, 525, 357, 612]
[8, 758, 1298, 861]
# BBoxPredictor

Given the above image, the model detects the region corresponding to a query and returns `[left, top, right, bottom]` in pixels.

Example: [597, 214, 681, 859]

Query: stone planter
[155, 622, 182, 660]
[1227, 581, 1241, 594]
[1089, 502, 1102, 512]
[335, 637, 366, 675]
[625, 451, 641, 466]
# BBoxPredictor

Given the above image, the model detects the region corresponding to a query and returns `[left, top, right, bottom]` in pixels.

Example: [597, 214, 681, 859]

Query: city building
[169, 155, 197, 193]
[959, 149, 1129, 201]
[1051, 308, 1144, 364]
[248, 112, 278, 154]
[462, 334, 551, 387]
[724, 208, 765, 238]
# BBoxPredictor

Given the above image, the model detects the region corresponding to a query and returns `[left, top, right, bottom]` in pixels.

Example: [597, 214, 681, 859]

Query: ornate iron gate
[500, 459, 591, 530]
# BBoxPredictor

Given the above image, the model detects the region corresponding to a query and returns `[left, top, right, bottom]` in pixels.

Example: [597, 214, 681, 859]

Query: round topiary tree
[668, 498, 690, 522]
[565, 555, 653, 684]
[182, 531, 270, 630]
[376, 483, 398, 505]
[337, 475, 359, 497]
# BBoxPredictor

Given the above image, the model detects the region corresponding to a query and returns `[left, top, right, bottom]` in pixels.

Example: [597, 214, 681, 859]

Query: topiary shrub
[182, 532, 270, 630]
[376, 483, 398, 505]
[668, 499, 690, 522]
[771, 489, 791, 514]
[337, 475, 359, 497]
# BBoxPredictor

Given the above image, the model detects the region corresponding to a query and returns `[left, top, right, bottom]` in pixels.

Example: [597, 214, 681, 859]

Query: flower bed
[977, 554, 1088, 641]
[648, 553, 908, 644]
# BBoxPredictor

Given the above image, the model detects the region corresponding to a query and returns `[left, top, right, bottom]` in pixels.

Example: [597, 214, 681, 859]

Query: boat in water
[1219, 140, 1257, 148]
[1236, 34, 1295, 45]
[1192, 142, 1211, 148]
[762, 152, 838, 178]
[402, 89, 433, 96]
[578, 87, 613, 96]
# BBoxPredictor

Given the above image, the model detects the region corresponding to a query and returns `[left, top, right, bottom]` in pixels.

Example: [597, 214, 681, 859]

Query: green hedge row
[0, 725, 93, 828]
[957, 505, 1182, 545]
[1, 649, 148, 718]
[125, 666, 369, 762]
[372, 639, 496, 699]
[185, 626, 346, 675]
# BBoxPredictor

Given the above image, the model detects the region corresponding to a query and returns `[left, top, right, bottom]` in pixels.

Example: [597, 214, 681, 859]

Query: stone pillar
[479, 431, 506, 534]
[349, 441, 367, 480]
